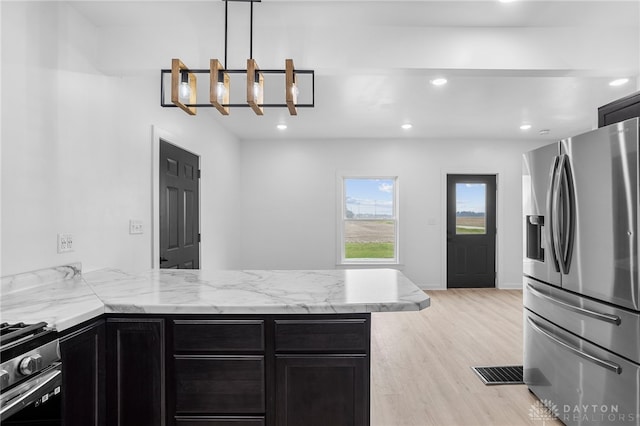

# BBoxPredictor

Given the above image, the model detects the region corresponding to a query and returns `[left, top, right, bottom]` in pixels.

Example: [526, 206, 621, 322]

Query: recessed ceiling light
[430, 78, 448, 86]
[401, 123, 413, 130]
[499, 0, 516, 3]
[539, 129, 550, 135]
[609, 78, 629, 87]
[520, 124, 532, 131]
[277, 124, 287, 130]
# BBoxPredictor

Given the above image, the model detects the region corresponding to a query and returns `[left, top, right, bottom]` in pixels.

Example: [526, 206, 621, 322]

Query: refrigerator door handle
[527, 316, 622, 374]
[551, 154, 575, 275]
[527, 284, 622, 325]
[559, 154, 575, 274]
[547, 155, 561, 273]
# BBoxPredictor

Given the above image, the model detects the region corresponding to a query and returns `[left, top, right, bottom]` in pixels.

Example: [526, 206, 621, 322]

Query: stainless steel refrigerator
[523, 117, 640, 426]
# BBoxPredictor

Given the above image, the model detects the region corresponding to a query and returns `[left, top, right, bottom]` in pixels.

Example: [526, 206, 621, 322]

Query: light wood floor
[370, 289, 563, 426]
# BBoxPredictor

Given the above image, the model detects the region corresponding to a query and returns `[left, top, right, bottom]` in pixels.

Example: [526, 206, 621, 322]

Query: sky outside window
[456, 183, 486, 213]
[456, 183, 486, 234]
[345, 178, 394, 218]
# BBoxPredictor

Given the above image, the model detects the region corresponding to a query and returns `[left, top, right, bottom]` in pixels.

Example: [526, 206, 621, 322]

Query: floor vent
[471, 365, 524, 385]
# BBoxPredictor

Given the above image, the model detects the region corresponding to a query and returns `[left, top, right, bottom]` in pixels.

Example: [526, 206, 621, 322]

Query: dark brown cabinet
[168, 315, 370, 426]
[64, 314, 370, 426]
[60, 319, 106, 426]
[106, 318, 165, 426]
[275, 355, 368, 426]
[174, 417, 265, 426]
[599, 91, 640, 127]
[174, 356, 265, 414]
[170, 320, 267, 425]
[273, 318, 370, 426]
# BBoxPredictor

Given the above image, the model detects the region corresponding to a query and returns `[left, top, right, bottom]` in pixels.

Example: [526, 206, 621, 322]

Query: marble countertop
[83, 268, 430, 315]
[1, 265, 430, 332]
[1, 263, 105, 332]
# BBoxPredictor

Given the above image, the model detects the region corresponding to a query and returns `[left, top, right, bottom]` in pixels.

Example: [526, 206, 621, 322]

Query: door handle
[0, 364, 62, 421]
[547, 156, 561, 272]
[527, 317, 622, 374]
[557, 154, 575, 274]
[160, 257, 169, 263]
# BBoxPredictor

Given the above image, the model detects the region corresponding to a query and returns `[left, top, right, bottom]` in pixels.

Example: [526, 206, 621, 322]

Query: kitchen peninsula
[1, 264, 429, 426]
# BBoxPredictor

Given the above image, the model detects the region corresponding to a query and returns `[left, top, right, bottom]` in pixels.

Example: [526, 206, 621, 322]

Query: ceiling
[69, 0, 640, 141]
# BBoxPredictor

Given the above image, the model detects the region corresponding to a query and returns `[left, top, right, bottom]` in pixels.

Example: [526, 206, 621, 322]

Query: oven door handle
[0, 363, 62, 422]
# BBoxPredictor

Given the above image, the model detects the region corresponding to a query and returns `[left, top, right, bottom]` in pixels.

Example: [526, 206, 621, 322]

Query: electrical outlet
[129, 220, 143, 235]
[57, 233, 74, 253]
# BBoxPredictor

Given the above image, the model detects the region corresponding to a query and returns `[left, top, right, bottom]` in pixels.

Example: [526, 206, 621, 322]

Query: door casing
[152, 126, 201, 269]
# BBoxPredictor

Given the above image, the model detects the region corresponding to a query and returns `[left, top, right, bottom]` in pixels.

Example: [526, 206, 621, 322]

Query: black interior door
[447, 174, 496, 288]
[159, 140, 200, 269]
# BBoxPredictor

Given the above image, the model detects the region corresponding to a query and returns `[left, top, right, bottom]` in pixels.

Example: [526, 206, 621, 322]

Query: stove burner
[0, 322, 50, 347]
[0, 323, 58, 371]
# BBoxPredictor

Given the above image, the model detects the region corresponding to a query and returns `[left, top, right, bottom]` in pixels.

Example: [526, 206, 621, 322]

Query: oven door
[0, 362, 62, 425]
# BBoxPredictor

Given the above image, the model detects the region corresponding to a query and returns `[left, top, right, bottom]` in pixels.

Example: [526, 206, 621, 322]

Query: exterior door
[447, 174, 496, 288]
[159, 140, 200, 269]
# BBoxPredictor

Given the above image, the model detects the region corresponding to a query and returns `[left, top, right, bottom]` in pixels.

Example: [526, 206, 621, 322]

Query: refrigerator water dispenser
[526, 215, 544, 261]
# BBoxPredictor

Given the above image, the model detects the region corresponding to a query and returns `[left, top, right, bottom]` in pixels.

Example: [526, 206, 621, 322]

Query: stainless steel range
[0, 321, 62, 424]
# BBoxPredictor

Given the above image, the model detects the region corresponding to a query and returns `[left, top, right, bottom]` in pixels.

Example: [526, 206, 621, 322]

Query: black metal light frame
[160, 0, 315, 112]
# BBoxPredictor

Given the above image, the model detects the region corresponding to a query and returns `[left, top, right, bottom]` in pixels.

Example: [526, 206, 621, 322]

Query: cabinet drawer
[175, 416, 265, 426]
[175, 356, 265, 414]
[275, 319, 368, 353]
[174, 320, 264, 352]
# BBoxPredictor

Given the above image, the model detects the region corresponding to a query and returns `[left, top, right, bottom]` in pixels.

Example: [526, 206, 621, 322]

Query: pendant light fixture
[160, 0, 314, 116]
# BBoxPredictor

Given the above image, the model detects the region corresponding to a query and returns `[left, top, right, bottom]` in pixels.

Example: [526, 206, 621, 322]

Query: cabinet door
[275, 355, 369, 426]
[107, 318, 165, 426]
[598, 92, 640, 127]
[60, 320, 106, 426]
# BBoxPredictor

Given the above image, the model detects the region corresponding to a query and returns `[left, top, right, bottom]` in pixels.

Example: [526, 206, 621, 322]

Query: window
[340, 177, 398, 264]
[455, 183, 486, 235]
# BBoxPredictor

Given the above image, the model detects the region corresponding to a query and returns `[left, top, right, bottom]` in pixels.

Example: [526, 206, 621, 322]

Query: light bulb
[216, 82, 226, 103]
[253, 82, 261, 101]
[179, 72, 191, 100]
[291, 83, 299, 99]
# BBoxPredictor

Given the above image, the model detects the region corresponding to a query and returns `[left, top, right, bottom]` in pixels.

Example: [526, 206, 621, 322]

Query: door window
[455, 183, 486, 235]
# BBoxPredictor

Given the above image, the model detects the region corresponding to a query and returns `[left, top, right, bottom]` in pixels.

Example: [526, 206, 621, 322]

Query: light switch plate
[129, 220, 143, 235]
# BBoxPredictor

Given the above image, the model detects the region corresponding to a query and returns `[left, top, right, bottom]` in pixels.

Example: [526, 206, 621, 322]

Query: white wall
[238, 137, 547, 289]
[1, 2, 241, 277]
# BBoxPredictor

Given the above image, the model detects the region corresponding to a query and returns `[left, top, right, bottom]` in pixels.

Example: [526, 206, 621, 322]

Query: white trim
[151, 126, 202, 269]
[441, 170, 501, 289]
[337, 175, 399, 265]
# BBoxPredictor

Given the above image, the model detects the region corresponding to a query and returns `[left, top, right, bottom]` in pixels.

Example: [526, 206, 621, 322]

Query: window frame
[338, 175, 399, 265]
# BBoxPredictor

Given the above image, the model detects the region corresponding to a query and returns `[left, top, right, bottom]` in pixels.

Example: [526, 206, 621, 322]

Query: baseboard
[498, 282, 524, 290]
[419, 283, 446, 290]
[418, 282, 524, 290]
